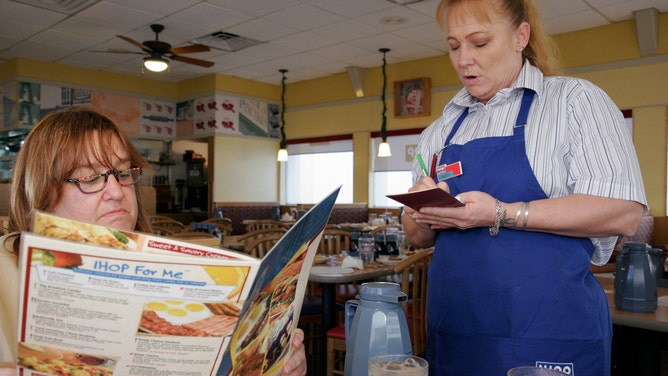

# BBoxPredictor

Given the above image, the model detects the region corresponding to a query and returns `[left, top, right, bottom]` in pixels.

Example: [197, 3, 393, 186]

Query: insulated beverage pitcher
[615, 242, 662, 313]
[344, 282, 412, 376]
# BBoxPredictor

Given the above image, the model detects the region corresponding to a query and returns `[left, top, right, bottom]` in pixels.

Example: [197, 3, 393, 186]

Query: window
[284, 139, 353, 204]
[371, 134, 421, 207]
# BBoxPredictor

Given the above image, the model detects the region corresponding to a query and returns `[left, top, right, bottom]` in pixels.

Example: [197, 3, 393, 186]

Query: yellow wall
[1, 15, 667, 207]
[212, 136, 278, 202]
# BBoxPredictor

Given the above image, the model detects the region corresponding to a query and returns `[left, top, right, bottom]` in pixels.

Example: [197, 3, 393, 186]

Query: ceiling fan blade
[171, 55, 215, 68]
[169, 44, 210, 55]
[116, 35, 152, 52]
[89, 48, 145, 55]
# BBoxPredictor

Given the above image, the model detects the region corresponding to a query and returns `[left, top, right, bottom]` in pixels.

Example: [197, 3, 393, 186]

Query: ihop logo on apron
[535, 362, 573, 375]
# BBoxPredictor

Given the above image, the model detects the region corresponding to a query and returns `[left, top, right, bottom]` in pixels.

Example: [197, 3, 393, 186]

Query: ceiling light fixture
[277, 69, 289, 162]
[143, 54, 169, 72]
[378, 48, 392, 158]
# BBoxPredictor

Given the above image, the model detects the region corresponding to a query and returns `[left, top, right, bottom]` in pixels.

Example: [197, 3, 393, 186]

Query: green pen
[416, 153, 429, 177]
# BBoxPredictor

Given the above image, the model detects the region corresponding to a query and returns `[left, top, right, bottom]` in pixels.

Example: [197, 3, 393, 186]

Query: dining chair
[169, 230, 217, 239]
[369, 224, 402, 236]
[0, 215, 8, 236]
[392, 248, 433, 356]
[147, 215, 183, 224]
[318, 229, 352, 256]
[201, 217, 234, 237]
[149, 219, 185, 236]
[244, 233, 283, 258]
[244, 219, 290, 233]
[233, 227, 287, 248]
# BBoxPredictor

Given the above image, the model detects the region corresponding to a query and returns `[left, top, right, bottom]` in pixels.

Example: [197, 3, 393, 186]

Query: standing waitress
[402, 0, 646, 375]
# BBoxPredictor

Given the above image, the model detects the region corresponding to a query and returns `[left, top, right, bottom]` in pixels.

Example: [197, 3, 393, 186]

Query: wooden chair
[245, 219, 290, 233]
[235, 227, 287, 246]
[169, 230, 217, 239]
[369, 224, 402, 235]
[150, 219, 185, 236]
[392, 248, 433, 356]
[148, 215, 182, 224]
[0, 216, 8, 236]
[245, 233, 283, 258]
[201, 218, 234, 237]
[318, 229, 351, 256]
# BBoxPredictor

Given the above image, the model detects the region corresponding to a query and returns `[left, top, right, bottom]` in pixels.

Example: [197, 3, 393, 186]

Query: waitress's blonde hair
[6, 107, 151, 248]
[437, 0, 562, 76]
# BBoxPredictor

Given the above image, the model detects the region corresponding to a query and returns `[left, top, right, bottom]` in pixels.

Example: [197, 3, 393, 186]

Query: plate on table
[376, 256, 406, 266]
[313, 254, 329, 264]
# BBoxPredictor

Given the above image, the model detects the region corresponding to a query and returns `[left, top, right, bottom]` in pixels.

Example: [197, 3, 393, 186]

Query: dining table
[308, 255, 412, 374]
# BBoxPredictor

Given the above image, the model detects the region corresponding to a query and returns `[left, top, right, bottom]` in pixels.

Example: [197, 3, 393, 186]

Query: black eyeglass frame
[64, 167, 143, 194]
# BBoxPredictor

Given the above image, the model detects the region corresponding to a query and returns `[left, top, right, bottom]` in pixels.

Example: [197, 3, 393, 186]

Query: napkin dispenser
[344, 282, 412, 376]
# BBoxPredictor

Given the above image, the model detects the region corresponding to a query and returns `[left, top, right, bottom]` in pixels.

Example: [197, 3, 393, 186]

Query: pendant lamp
[277, 69, 289, 162]
[377, 48, 391, 157]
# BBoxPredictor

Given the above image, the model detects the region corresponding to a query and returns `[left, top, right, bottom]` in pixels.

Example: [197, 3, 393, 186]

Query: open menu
[387, 187, 464, 210]
[15, 187, 340, 376]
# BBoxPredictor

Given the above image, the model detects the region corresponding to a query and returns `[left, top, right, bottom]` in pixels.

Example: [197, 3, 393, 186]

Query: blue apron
[426, 90, 611, 376]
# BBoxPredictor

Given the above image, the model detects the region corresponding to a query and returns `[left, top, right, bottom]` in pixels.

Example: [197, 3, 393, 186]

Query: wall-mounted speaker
[634, 8, 659, 56]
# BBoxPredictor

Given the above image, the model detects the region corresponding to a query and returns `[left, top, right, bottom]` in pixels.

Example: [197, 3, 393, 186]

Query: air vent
[192, 31, 265, 52]
[11, 0, 98, 14]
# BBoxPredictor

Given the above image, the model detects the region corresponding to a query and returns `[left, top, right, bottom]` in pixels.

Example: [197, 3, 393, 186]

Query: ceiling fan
[92, 24, 215, 72]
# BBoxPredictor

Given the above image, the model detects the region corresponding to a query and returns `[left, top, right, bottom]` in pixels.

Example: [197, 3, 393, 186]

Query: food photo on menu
[17, 342, 116, 376]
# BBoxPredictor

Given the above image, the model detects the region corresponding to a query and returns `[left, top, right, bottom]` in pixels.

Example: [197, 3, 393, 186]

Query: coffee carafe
[344, 282, 412, 376]
[615, 242, 663, 313]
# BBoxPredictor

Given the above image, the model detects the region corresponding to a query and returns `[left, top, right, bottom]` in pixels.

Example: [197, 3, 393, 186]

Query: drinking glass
[358, 235, 374, 265]
[368, 354, 428, 376]
[396, 231, 410, 256]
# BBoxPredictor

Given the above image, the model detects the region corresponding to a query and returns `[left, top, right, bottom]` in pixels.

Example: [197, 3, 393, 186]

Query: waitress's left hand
[281, 328, 307, 376]
[414, 190, 496, 230]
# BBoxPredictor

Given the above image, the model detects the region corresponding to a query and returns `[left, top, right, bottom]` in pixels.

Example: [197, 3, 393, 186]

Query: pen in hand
[416, 153, 429, 177]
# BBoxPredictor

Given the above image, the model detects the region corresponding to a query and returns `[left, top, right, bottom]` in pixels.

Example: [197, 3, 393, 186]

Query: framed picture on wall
[393, 77, 430, 118]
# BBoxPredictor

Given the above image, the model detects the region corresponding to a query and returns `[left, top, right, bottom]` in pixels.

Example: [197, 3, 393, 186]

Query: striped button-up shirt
[414, 62, 647, 265]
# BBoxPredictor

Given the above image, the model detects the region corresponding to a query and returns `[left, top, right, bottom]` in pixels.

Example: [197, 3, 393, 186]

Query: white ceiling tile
[168, 2, 253, 30]
[206, 0, 301, 17]
[226, 18, 298, 42]
[264, 4, 344, 31]
[272, 31, 339, 52]
[308, 0, 393, 18]
[105, 0, 199, 16]
[310, 19, 384, 42]
[77, 2, 160, 29]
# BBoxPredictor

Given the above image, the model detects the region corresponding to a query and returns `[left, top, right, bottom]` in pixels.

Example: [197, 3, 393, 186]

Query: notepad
[387, 187, 464, 210]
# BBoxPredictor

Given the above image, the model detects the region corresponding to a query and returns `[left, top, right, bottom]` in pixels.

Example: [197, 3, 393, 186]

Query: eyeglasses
[65, 167, 143, 194]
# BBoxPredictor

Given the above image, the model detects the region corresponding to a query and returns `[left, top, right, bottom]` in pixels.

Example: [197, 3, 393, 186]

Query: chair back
[369, 224, 402, 235]
[150, 220, 185, 236]
[318, 229, 351, 256]
[201, 218, 234, 237]
[169, 231, 217, 239]
[392, 248, 433, 356]
[148, 215, 182, 224]
[245, 233, 283, 258]
[0, 216, 8, 236]
[245, 219, 290, 233]
[235, 227, 287, 246]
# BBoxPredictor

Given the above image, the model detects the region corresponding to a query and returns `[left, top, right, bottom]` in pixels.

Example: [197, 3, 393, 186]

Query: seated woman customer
[0, 107, 306, 375]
